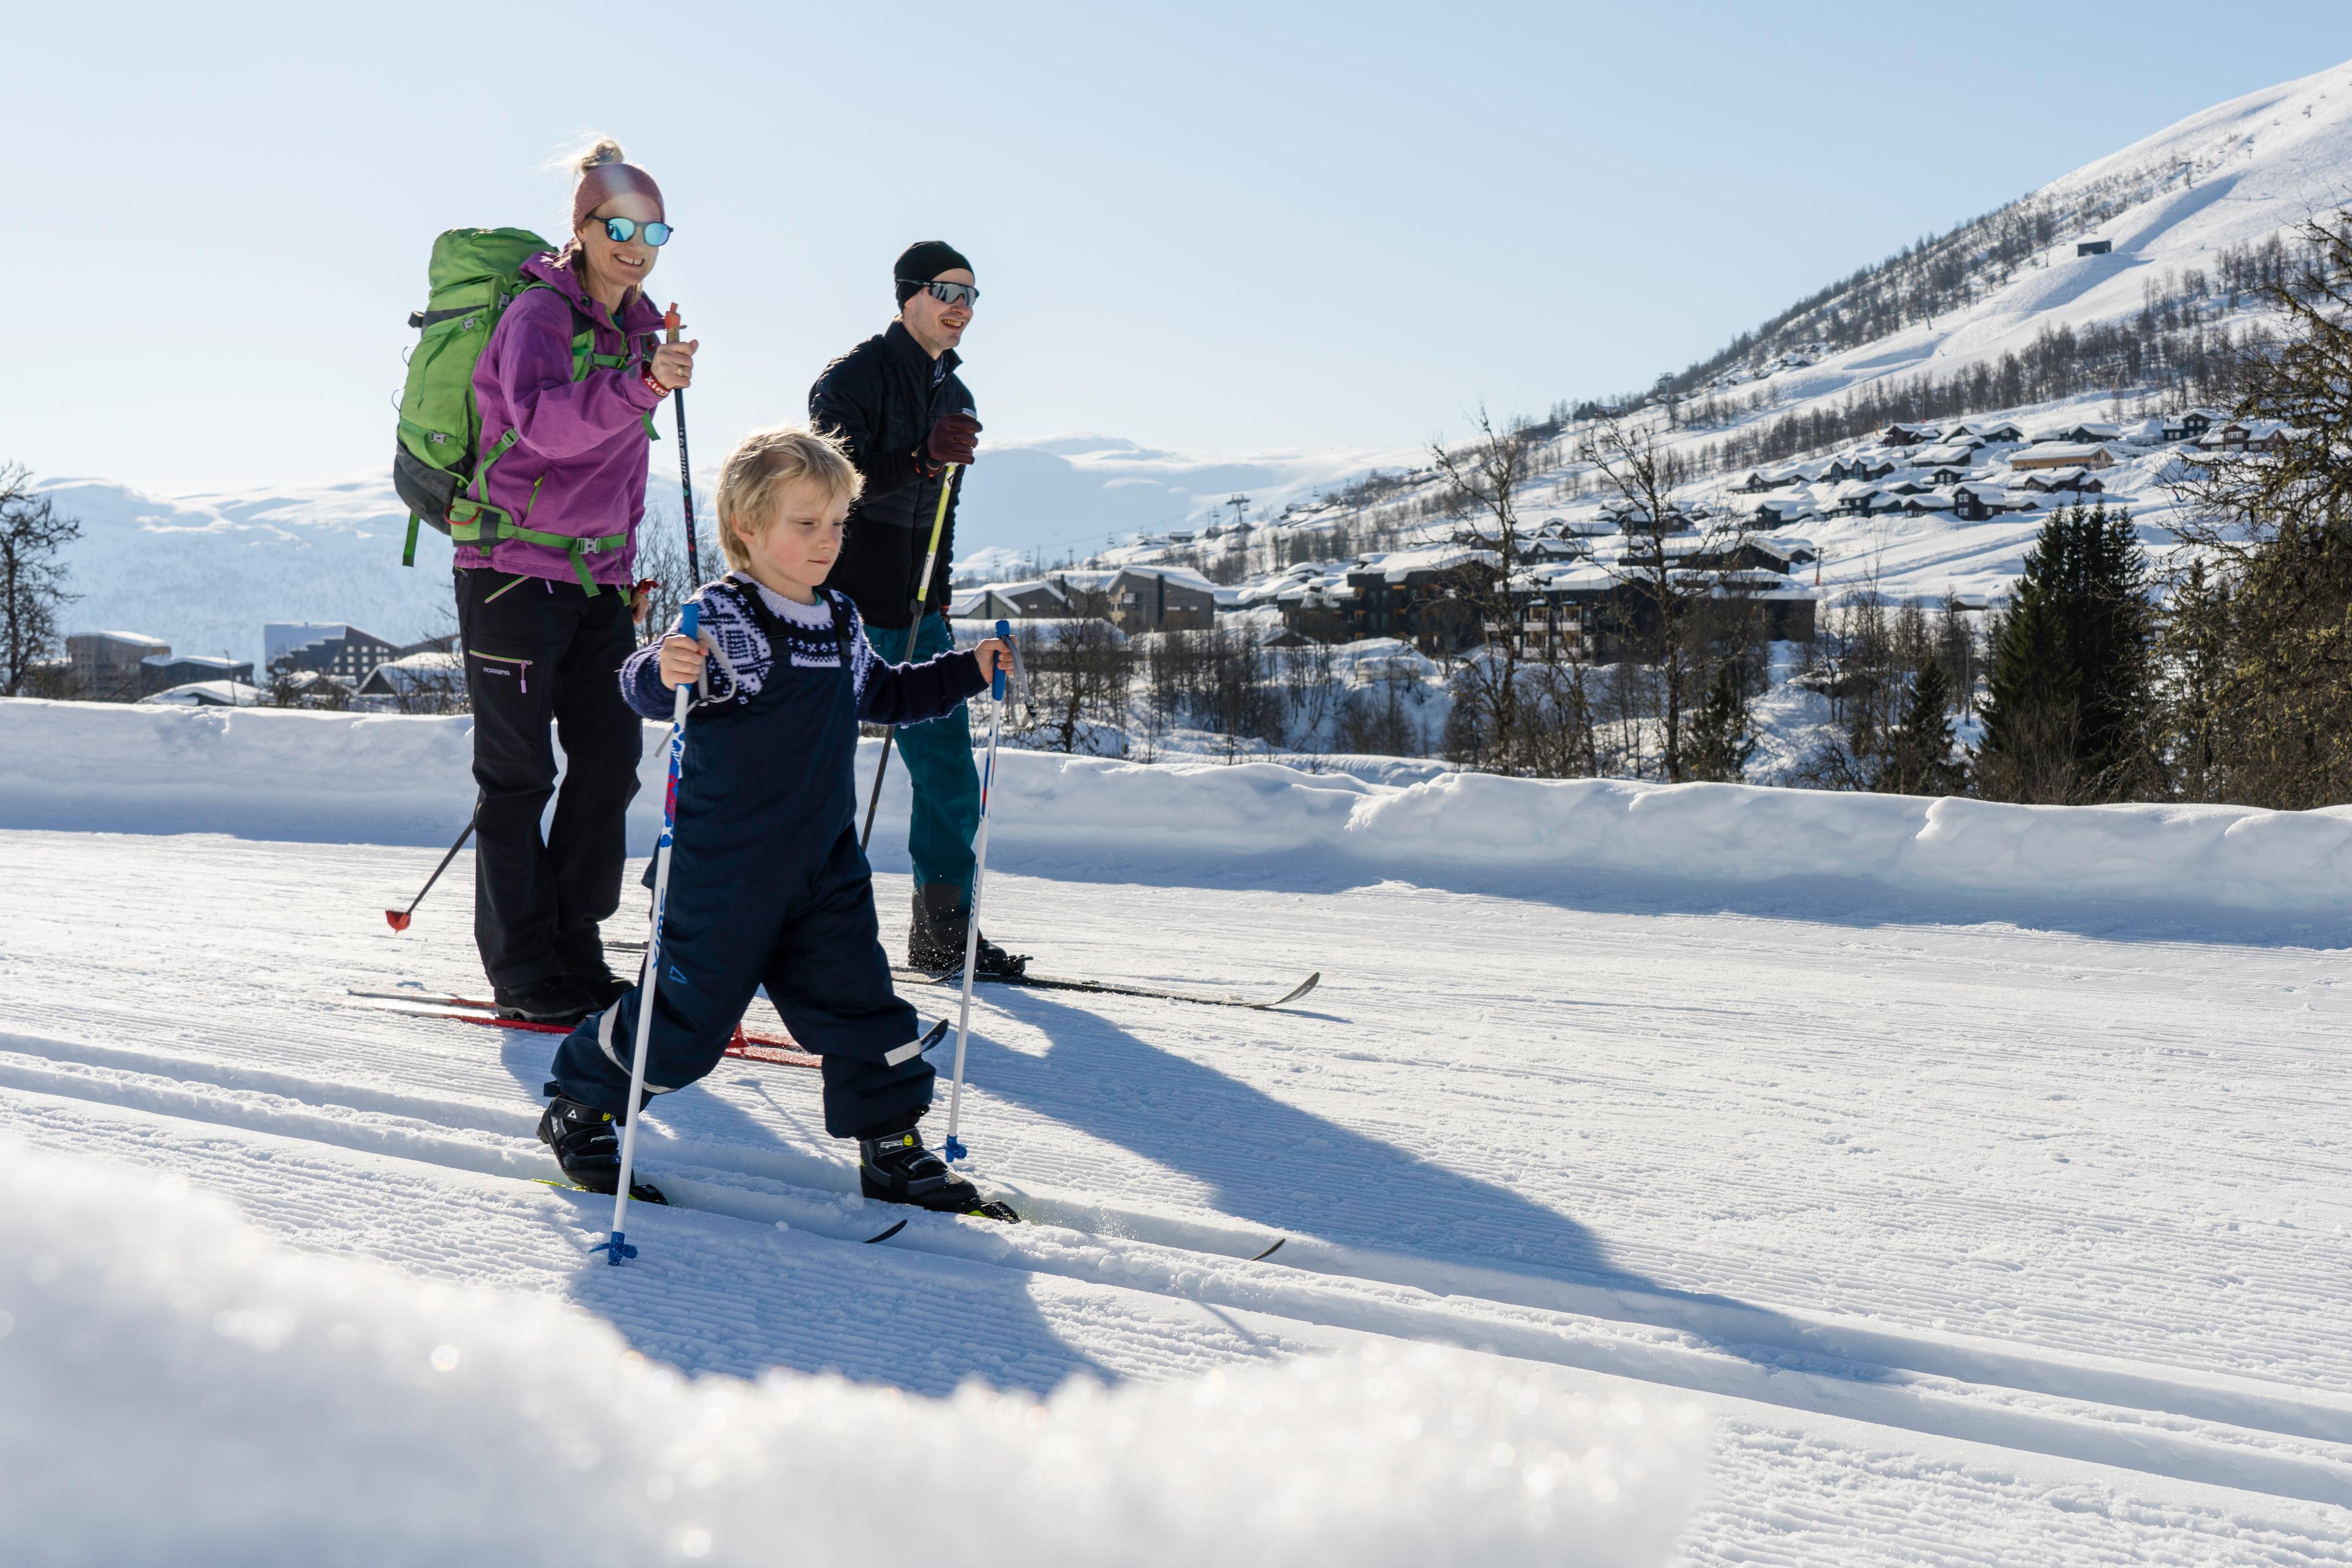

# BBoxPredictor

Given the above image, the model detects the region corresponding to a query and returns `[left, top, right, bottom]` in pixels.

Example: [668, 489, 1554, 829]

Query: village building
[66, 630, 170, 700]
[2195, 420, 2302, 454]
[948, 579, 1072, 622]
[138, 680, 264, 709]
[2161, 408, 2224, 442]
[140, 654, 254, 695]
[2010, 442, 2119, 472]
[2017, 467, 2106, 494]
[263, 624, 427, 685]
[2028, 421, 2123, 446]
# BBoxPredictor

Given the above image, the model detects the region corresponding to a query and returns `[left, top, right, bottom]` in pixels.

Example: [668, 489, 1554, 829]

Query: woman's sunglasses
[595, 216, 673, 247]
[901, 279, 979, 308]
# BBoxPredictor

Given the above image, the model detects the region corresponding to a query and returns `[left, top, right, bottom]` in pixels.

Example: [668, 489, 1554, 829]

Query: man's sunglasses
[901, 279, 979, 308]
[595, 216, 673, 247]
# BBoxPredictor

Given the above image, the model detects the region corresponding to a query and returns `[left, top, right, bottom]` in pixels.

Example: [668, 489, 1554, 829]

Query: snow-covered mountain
[36, 57, 2352, 666]
[32, 436, 1412, 669]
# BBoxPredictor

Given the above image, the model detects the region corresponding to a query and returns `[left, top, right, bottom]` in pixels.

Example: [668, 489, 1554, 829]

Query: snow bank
[7, 699, 2352, 922]
[0, 1143, 1706, 1566]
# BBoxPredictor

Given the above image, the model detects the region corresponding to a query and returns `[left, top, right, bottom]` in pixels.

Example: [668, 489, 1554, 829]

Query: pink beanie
[572, 157, 665, 232]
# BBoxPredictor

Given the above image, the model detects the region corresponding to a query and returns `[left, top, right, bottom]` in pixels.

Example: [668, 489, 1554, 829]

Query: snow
[0, 1144, 1703, 1564]
[15, 701, 2352, 930]
[135, 680, 265, 708]
[5, 697, 2352, 1560]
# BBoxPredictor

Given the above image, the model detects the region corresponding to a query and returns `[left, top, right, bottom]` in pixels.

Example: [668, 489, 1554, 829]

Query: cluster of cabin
[1722, 409, 2304, 530]
[49, 624, 463, 708]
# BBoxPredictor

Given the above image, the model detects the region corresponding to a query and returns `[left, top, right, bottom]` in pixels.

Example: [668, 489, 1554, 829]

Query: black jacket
[810, 321, 973, 631]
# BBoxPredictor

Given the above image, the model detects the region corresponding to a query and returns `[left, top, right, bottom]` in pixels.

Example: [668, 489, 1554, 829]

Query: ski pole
[663, 303, 702, 585]
[595, 598, 699, 1266]
[385, 811, 475, 931]
[943, 617, 1012, 1164]
[858, 448, 965, 850]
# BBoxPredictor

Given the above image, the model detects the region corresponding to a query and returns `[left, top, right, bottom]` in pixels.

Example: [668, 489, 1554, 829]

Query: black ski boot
[908, 884, 1029, 978]
[858, 1123, 1018, 1222]
[538, 1090, 666, 1204]
[564, 966, 635, 1011]
[496, 973, 598, 1025]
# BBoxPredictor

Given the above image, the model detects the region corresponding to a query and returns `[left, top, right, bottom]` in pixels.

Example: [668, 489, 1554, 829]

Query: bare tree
[0, 464, 81, 697]
[1428, 406, 1537, 770]
[632, 504, 722, 646]
[1578, 409, 1758, 780]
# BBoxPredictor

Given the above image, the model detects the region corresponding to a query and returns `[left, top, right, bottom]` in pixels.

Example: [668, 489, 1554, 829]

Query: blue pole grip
[679, 600, 700, 639]
[992, 618, 1010, 700]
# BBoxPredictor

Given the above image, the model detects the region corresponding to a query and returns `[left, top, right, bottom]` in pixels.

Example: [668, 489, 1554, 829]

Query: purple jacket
[458, 251, 665, 587]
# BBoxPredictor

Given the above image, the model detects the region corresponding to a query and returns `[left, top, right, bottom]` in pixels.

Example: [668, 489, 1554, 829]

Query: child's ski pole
[595, 599, 700, 1265]
[943, 617, 1012, 1163]
[384, 810, 475, 931]
[663, 303, 702, 584]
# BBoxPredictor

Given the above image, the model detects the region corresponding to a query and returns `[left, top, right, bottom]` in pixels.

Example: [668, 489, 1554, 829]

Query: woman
[457, 137, 699, 1023]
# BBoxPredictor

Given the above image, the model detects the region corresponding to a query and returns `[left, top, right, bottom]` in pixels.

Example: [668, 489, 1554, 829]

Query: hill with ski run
[1109, 55, 2352, 615]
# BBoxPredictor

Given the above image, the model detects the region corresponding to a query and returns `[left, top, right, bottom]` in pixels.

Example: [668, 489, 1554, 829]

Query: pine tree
[1683, 661, 1756, 783]
[1975, 504, 2153, 802]
[1877, 658, 1965, 795]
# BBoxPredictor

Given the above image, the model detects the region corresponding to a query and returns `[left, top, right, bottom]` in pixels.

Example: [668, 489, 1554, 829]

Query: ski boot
[858, 1123, 1017, 1222]
[909, 884, 1030, 979]
[538, 1089, 666, 1204]
[564, 966, 635, 1012]
[496, 974, 598, 1025]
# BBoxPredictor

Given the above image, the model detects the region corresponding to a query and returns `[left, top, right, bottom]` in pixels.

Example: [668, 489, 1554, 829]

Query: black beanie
[894, 240, 973, 305]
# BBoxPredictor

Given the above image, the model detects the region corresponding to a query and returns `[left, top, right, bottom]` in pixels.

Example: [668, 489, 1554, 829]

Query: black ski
[891, 966, 1321, 1011]
[598, 943, 1320, 1010]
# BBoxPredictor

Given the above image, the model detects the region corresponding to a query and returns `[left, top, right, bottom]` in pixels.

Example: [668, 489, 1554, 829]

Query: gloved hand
[921, 411, 982, 472]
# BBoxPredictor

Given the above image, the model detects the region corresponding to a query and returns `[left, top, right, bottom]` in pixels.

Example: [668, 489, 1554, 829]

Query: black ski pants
[454, 568, 643, 988]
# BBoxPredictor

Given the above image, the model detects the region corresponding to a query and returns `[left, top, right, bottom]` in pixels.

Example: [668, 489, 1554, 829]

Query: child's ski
[533, 1179, 912, 1243]
[888, 967, 1321, 1012]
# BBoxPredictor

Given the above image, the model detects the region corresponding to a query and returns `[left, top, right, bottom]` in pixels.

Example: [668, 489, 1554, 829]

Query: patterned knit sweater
[618, 573, 986, 725]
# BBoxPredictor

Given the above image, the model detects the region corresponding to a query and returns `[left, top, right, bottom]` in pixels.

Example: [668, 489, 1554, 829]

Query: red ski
[341, 990, 819, 1069]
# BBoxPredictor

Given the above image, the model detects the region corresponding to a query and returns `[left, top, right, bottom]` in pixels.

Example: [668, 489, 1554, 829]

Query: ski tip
[1264, 973, 1321, 1009]
[383, 909, 412, 932]
[1248, 1236, 1289, 1262]
[864, 1219, 910, 1245]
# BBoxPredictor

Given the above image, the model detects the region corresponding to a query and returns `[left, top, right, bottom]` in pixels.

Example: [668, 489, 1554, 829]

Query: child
[537, 424, 1016, 1221]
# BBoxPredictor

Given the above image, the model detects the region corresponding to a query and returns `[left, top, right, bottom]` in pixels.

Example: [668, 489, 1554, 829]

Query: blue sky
[9, 2, 2348, 493]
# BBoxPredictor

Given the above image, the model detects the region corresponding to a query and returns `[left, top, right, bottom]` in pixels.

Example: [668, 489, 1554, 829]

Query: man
[811, 240, 1027, 977]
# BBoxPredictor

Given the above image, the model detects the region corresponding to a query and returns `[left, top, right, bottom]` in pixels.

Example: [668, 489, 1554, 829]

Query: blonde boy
[539, 426, 1015, 1219]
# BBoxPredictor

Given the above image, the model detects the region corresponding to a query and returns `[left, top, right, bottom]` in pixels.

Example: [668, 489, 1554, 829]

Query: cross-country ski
[13, 23, 2352, 1566]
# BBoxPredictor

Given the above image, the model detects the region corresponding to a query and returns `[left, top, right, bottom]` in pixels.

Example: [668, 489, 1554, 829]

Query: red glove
[921, 412, 982, 472]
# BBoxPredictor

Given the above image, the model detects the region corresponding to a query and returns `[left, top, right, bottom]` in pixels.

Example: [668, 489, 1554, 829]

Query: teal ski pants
[865, 612, 981, 902]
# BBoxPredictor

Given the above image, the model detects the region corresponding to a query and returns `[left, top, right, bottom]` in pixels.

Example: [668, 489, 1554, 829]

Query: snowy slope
[4, 701, 2352, 1561]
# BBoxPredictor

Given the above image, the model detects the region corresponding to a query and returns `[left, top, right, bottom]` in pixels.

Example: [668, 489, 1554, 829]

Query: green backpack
[391, 227, 646, 589]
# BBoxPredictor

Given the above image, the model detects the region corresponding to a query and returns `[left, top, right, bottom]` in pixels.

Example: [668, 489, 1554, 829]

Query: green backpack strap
[427, 290, 646, 591]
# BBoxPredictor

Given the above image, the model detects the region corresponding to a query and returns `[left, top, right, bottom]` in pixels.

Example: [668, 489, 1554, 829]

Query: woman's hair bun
[572, 136, 628, 177]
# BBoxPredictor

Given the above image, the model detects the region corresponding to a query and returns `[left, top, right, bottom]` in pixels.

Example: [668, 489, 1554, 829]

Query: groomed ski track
[4, 827, 2351, 1561]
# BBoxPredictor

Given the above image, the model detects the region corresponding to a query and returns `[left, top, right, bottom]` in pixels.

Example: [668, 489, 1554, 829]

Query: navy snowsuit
[548, 576, 989, 1137]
